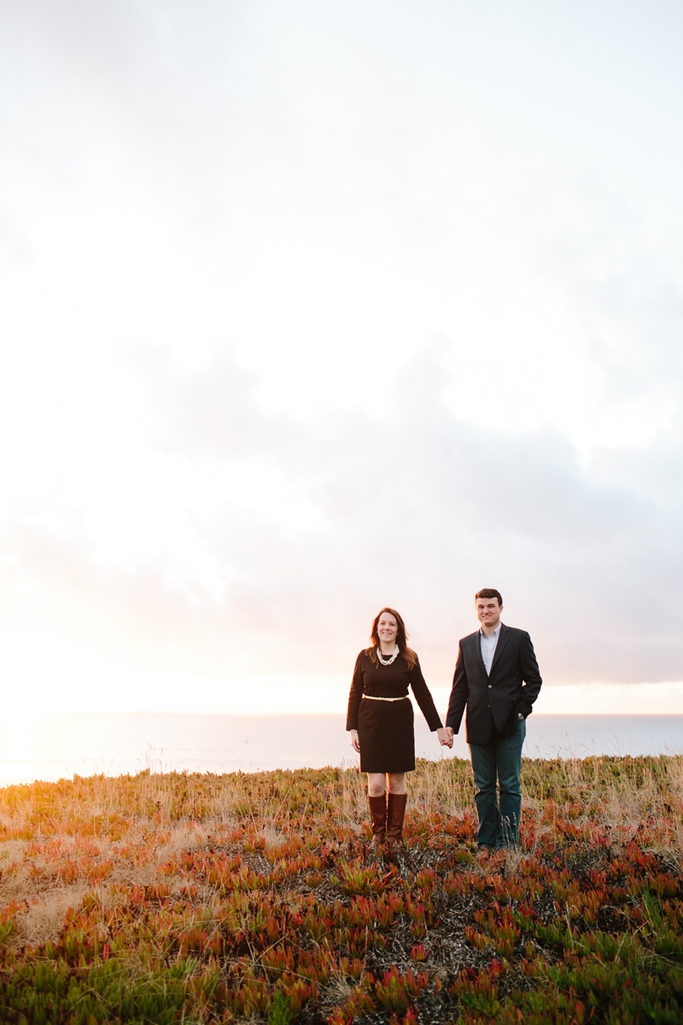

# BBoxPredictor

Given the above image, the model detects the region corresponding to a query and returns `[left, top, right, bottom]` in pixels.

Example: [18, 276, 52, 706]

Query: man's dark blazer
[445, 624, 542, 746]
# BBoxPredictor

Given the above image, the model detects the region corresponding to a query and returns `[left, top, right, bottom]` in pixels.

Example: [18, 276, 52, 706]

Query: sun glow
[2, 2, 683, 718]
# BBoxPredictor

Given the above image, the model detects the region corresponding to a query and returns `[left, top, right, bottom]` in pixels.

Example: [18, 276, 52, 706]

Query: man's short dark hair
[475, 588, 503, 606]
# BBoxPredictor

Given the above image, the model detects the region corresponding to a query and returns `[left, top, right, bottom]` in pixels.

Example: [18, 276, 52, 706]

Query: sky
[1, 0, 683, 715]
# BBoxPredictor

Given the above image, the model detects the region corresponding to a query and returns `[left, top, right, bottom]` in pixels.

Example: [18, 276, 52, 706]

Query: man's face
[476, 597, 502, 629]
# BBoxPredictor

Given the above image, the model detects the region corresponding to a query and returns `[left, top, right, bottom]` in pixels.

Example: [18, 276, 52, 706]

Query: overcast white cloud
[1, 0, 683, 712]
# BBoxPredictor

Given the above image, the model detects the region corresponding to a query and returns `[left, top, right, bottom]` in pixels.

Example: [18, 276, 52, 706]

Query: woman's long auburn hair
[367, 607, 418, 669]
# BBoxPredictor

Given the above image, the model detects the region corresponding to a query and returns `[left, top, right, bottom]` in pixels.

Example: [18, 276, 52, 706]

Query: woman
[347, 608, 452, 846]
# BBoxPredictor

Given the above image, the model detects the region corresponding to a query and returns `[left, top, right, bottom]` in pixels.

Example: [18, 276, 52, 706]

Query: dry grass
[0, 757, 681, 1023]
[0, 755, 680, 924]
[15, 885, 89, 947]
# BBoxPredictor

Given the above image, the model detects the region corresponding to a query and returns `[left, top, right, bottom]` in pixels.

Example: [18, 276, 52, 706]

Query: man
[445, 589, 542, 849]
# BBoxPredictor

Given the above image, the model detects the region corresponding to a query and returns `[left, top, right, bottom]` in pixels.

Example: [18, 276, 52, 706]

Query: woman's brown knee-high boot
[368, 795, 387, 845]
[386, 793, 407, 845]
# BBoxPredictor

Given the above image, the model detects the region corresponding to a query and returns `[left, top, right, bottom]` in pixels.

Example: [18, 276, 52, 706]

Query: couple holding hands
[346, 589, 543, 850]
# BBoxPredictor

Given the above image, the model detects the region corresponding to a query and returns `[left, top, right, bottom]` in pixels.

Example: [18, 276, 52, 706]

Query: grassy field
[0, 755, 682, 1023]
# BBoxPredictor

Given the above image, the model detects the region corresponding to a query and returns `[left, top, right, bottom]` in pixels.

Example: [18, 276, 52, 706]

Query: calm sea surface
[0, 713, 681, 787]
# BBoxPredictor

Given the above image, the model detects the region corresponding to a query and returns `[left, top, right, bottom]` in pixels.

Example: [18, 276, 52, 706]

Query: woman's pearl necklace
[377, 645, 399, 666]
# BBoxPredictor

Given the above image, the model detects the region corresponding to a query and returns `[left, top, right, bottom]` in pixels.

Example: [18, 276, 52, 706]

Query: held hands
[437, 727, 454, 749]
[351, 727, 452, 752]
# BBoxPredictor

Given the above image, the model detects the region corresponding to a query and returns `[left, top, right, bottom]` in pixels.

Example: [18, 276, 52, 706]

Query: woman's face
[377, 613, 398, 646]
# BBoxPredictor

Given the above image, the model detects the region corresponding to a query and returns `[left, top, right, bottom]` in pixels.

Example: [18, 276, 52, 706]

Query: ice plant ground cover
[0, 756, 681, 1024]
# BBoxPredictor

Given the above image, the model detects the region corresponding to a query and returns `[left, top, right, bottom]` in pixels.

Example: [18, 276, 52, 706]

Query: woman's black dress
[346, 649, 443, 773]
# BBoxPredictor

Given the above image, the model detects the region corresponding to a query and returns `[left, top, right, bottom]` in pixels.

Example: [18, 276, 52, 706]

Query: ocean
[0, 712, 681, 787]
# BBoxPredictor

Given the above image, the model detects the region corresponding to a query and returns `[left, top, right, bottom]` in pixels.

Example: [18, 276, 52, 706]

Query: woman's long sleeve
[409, 659, 443, 731]
[346, 653, 364, 731]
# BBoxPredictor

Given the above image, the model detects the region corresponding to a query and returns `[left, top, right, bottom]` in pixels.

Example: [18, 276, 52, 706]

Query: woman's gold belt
[362, 695, 408, 702]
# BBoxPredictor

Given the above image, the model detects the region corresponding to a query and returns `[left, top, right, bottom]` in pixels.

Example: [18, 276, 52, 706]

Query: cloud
[3, 340, 682, 706]
[141, 339, 683, 684]
[2, 1, 683, 710]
